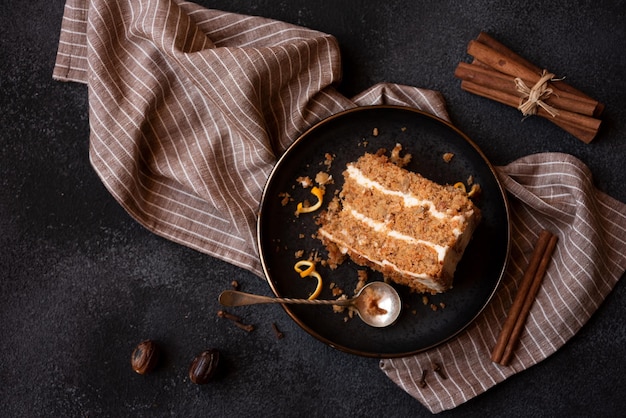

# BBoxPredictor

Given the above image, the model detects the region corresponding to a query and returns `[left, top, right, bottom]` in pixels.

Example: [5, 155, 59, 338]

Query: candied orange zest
[293, 260, 323, 300]
[294, 260, 315, 278]
[296, 186, 325, 214]
[453, 182, 467, 193]
[468, 183, 481, 198]
[307, 271, 323, 300]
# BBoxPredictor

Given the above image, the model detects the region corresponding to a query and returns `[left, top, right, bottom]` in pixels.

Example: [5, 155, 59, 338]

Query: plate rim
[257, 104, 511, 358]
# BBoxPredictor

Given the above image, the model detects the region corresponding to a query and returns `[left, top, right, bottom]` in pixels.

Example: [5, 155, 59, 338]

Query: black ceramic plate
[257, 105, 510, 358]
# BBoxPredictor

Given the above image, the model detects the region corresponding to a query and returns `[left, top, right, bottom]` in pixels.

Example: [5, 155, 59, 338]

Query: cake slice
[317, 147, 480, 294]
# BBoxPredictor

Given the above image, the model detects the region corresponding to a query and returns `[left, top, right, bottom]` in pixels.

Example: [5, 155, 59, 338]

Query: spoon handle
[218, 290, 352, 307]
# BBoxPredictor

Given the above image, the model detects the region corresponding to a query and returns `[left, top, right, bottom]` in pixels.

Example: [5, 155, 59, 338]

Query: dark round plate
[257, 105, 510, 358]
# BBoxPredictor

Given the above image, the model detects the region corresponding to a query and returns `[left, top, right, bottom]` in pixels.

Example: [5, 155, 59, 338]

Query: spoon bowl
[351, 281, 403, 327]
[218, 281, 402, 328]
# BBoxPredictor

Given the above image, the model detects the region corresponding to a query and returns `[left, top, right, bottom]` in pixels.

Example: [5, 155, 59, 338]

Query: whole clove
[419, 369, 428, 388]
[271, 322, 284, 339]
[217, 310, 242, 322]
[233, 321, 254, 332]
[433, 362, 447, 379]
[217, 309, 254, 332]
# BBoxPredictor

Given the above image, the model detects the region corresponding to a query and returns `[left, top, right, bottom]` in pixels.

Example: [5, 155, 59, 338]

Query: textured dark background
[1, 1, 625, 416]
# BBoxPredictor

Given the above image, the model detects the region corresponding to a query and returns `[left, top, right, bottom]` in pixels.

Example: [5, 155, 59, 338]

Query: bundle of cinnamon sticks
[455, 32, 603, 143]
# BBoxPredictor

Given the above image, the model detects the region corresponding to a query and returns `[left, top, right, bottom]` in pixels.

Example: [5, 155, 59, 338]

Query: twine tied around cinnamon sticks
[515, 70, 559, 117]
[455, 32, 603, 143]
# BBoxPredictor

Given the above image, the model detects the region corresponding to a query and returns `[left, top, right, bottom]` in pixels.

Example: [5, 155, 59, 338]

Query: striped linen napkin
[380, 154, 626, 411]
[54, 0, 626, 412]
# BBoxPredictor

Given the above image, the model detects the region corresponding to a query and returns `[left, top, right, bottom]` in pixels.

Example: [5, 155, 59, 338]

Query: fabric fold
[56, 0, 348, 273]
[54, 0, 446, 276]
[54, 0, 626, 413]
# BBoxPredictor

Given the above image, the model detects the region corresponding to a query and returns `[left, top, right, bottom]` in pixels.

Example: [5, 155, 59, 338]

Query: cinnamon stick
[460, 80, 599, 143]
[475, 32, 539, 81]
[491, 230, 558, 366]
[467, 39, 540, 85]
[499, 233, 559, 366]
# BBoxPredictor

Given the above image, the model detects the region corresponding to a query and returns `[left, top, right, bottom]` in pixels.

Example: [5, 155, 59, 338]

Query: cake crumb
[362, 286, 388, 316]
[333, 294, 348, 313]
[296, 176, 313, 188]
[422, 296, 429, 305]
[332, 286, 343, 296]
[315, 171, 333, 186]
[443, 152, 454, 163]
[278, 192, 291, 206]
[324, 153, 334, 168]
[330, 282, 344, 296]
[372, 127, 379, 136]
[389, 143, 412, 167]
[430, 303, 438, 311]
[354, 270, 368, 293]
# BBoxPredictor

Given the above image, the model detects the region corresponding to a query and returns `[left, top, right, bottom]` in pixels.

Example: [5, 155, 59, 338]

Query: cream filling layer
[317, 228, 447, 292]
[346, 164, 467, 236]
[347, 208, 448, 262]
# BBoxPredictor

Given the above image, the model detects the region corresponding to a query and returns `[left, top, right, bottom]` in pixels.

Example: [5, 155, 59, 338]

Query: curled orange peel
[294, 260, 315, 278]
[307, 271, 323, 300]
[467, 183, 481, 198]
[293, 260, 323, 300]
[296, 186, 325, 214]
[453, 182, 467, 193]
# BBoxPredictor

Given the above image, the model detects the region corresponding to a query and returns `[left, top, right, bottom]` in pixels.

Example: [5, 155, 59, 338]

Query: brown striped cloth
[53, 0, 626, 413]
[381, 155, 626, 411]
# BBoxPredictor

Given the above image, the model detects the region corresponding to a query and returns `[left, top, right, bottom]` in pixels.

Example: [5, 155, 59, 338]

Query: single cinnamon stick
[499, 233, 559, 366]
[455, 62, 521, 96]
[454, 62, 598, 117]
[475, 32, 604, 116]
[467, 40, 543, 84]
[460, 80, 600, 143]
[548, 118, 599, 145]
[475, 32, 539, 80]
[491, 230, 555, 364]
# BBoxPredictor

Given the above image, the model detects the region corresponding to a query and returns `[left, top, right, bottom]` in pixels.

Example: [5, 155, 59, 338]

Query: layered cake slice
[317, 146, 480, 294]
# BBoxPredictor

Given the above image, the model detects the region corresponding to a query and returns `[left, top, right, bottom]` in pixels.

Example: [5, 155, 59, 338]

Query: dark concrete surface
[1, 1, 625, 417]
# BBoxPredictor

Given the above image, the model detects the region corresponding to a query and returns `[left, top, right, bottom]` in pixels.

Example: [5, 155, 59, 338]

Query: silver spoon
[218, 281, 402, 328]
